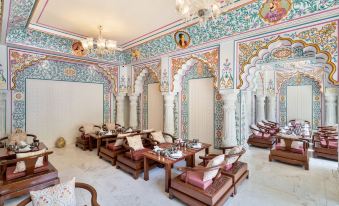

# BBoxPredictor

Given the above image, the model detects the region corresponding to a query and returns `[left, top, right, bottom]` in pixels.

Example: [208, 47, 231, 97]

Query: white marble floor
[6, 146, 339, 206]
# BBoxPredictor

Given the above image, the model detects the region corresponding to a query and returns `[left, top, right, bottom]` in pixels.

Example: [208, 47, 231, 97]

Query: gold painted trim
[10, 52, 118, 94]
[171, 55, 219, 92]
[133, 63, 161, 93]
[237, 36, 338, 89]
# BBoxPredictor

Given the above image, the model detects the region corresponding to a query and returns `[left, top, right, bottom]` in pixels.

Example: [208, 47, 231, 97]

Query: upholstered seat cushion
[106, 143, 123, 151]
[124, 148, 151, 161]
[204, 155, 225, 181]
[275, 143, 304, 154]
[6, 162, 49, 181]
[181, 171, 213, 190]
[320, 140, 338, 149]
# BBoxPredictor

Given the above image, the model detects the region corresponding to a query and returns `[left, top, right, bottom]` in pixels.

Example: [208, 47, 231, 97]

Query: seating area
[1, 0, 339, 205]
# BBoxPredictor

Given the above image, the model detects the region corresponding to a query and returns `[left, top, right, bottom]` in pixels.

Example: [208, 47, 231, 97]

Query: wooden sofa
[269, 135, 309, 170]
[199, 146, 249, 195]
[0, 151, 59, 205]
[313, 126, 338, 160]
[76, 124, 101, 151]
[247, 124, 276, 149]
[116, 134, 156, 179]
[169, 159, 233, 206]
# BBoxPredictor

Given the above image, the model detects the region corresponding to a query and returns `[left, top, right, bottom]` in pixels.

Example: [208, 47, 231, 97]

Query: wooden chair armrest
[17, 182, 100, 206]
[122, 141, 135, 152]
[177, 162, 226, 173]
[26, 134, 38, 141]
[198, 154, 218, 160]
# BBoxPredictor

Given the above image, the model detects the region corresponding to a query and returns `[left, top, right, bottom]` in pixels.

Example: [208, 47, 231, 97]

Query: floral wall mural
[9, 49, 116, 130]
[236, 21, 338, 89]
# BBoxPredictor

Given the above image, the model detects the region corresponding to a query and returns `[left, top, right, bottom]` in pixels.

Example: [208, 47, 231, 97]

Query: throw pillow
[203, 154, 225, 181]
[8, 132, 27, 145]
[151, 131, 166, 144]
[126, 135, 144, 151]
[30, 178, 76, 206]
[225, 146, 242, 165]
[114, 133, 130, 147]
[14, 149, 46, 173]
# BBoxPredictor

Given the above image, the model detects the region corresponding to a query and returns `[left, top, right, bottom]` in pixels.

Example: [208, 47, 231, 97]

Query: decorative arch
[172, 55, 219, 93]
[238, 36, 337, 89]
[10, 51, 116, 130]
[278, 73, 322, 129]
[133, 64, 161, 95]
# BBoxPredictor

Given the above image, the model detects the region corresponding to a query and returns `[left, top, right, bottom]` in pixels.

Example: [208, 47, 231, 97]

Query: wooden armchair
[257, 122, 277, 135]
[149, 132, 177, 148]
[247, 124, 275, 148]
[262, 120, 280, 132]
[269, 135, 309, 170]
[0, 133, 38, 148]
[76, 124, 101, 151]
[102, 123, 121, 132]
[116, 134, 156, 179]
[0, 151, 59, 205]
[314, 130, 338, 160]
[17, 182, 99, 206]
[98, 134, 128, 166]
[169, 161, 234, 206]
[199, 146, 248, 195]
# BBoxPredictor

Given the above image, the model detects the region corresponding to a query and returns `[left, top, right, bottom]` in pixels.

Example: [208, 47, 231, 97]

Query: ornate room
[0, 0, 338, 205]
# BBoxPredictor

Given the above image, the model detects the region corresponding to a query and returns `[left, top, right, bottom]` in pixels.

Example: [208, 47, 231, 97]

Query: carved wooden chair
[262, 120, 280, 133]
[199, 146, 249, 195]
[76, 124, 101, 151]
[98, 133, 130, 166]
[169, 157, 234, 206]
[149, 131, 177, 148]
[269, 135, 309, 170]
[0, 132, 38, 148]
[0, 151, 59, 205]
[116, 134, 156, 179]
[102, 123, 121, 132]
[314, 128, 338, 160]
[247, 124, 275, 148]
[17, 182, 99, 206]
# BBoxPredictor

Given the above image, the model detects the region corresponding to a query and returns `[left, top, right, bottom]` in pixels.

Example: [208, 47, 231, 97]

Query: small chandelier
[175, 0, 224, 24]
[81, 26, 118, 56]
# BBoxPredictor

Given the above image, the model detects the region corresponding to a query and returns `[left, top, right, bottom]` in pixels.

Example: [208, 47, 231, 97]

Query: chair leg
[169, 191, 174, 199]
[133, 171, 139, 179]
[269, 155, 272, 162]
[305, 162, 309, 170]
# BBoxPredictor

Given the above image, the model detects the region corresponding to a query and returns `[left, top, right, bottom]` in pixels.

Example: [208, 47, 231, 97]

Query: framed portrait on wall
[259, 0, 292, 24]
[174, 30, 191, 49]
[72, 41, 86, 57]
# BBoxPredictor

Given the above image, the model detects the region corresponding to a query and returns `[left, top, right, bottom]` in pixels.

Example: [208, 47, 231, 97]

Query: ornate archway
[238, 37, 337, 90]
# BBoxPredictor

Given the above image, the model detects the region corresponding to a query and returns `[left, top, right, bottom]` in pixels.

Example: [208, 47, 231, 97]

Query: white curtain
[26, 79, 103, 147]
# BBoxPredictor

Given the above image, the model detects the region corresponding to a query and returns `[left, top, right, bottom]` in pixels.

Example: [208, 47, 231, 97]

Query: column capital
[116, 93, 126, 101]
[129, 95, 138, 102]
[163, 93, 175, 103]
[220, 90, 239, 101]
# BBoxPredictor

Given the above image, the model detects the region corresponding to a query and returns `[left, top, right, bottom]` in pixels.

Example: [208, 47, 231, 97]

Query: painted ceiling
[3, 0, 339, 64]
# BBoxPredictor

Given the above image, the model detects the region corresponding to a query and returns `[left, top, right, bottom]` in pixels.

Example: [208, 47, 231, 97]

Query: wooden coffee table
[143, 143, 211, 192]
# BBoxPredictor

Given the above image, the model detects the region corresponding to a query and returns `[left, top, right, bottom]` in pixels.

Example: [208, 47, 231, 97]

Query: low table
[144, 143, 211, 192]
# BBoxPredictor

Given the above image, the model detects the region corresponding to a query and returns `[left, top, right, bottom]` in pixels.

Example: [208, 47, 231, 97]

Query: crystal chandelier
[81, 26, 118, 56]
[175, 0, 224, 24]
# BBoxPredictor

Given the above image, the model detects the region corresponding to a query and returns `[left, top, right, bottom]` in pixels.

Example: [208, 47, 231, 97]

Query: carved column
[163, 93, 175, 135]
[0, 90, 7, 136]
[256, 94, 266, 122]
[266, 95, 276, 122]
[116, 94, 125, 127]
[129, 95, 138, 129]
[325, 91, 337, 125]
[221, 90, 239, 147]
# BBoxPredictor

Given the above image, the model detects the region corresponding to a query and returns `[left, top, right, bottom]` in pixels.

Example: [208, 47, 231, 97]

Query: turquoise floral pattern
[12, 59, 112, 130]
[279, 75, 321, 128]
